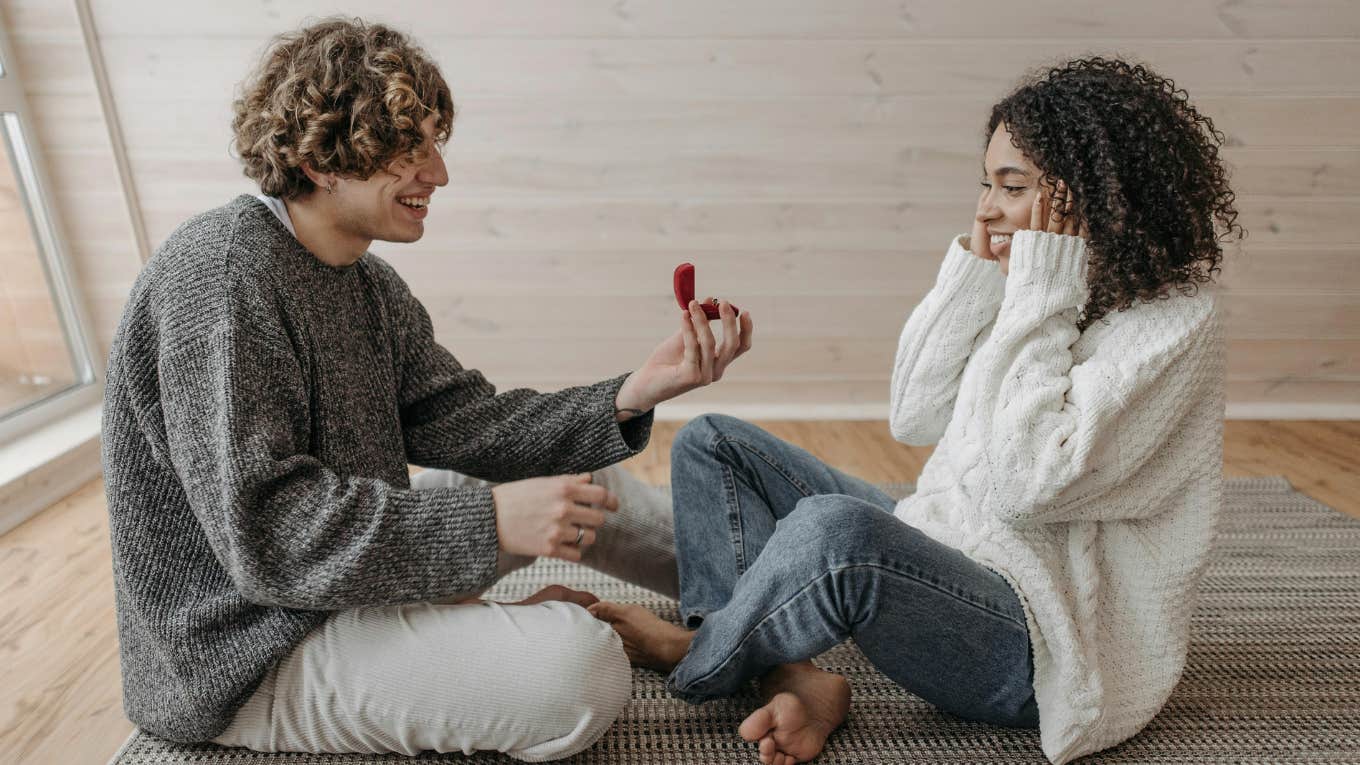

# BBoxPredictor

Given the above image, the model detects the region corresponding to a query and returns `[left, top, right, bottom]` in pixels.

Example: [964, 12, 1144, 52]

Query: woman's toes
[739, 704, 777, 742]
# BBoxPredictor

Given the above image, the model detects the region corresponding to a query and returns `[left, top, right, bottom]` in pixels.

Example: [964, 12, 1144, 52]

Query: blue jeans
[666, 414, 1039, 729]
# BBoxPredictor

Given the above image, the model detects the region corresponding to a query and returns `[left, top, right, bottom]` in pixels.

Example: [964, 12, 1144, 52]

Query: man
[101, 17, 752, 761]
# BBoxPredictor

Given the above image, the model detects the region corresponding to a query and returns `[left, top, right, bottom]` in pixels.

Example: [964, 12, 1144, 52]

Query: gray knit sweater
[101, 194, 653, 742]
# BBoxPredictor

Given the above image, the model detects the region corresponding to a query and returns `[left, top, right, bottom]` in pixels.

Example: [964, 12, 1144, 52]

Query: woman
[590, 57, 1243, 765]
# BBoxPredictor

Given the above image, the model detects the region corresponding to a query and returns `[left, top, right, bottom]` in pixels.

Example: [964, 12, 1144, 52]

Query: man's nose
[421, 150, 449, 187]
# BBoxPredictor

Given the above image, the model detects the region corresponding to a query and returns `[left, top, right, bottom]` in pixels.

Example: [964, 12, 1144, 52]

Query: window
[0, 19, 100, 443]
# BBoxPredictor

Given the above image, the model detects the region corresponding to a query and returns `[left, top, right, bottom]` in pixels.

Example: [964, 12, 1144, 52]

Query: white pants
[211, 464, 676, 761]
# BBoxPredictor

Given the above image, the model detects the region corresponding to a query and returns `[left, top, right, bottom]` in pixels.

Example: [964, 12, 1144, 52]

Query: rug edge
[105, 729, 140, 765]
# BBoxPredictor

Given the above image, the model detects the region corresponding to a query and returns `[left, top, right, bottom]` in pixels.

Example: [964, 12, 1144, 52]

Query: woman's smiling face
[977, 123, 1044, 275]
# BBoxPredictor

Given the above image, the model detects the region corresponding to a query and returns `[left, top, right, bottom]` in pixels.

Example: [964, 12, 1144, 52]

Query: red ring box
[674, 263, 741, 321]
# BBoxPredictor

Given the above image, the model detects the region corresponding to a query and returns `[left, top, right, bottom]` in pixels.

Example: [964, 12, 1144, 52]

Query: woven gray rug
[108, 476, 1360, 764]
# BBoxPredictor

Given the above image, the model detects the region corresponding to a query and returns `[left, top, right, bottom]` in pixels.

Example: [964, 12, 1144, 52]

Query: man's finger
[737, 312, 754, 355]
[690, 301, 716, 379]
[565, 505, 608, 528]
[679, 310, 700, 369]
[567, 482, 617, 511]
[569, 526, 598, 549]
[718, 300, 739, 363]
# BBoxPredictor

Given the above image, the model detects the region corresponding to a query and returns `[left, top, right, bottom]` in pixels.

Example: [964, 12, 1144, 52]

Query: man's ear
[299, 162, 333, 192]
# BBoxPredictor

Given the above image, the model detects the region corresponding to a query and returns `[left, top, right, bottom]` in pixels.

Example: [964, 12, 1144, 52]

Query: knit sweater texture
[100, 194, 654, 742]
[889, 230, 1225, 763]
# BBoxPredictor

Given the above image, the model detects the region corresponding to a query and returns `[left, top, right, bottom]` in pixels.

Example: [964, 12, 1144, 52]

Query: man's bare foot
[587, 601, 694, 673]
[738, 662, 851, 765]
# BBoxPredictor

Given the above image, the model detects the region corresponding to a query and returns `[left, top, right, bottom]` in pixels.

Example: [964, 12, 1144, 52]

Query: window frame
[0, 18, 104, 444]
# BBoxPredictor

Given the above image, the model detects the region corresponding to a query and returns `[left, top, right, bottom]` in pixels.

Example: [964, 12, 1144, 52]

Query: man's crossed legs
[211, 465, 676, 762]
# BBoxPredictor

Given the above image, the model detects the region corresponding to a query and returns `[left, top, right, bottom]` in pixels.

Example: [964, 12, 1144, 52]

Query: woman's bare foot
[587, 601, 694, 672]
[738, 662, 851, 765]
[510, 584, 599, 608]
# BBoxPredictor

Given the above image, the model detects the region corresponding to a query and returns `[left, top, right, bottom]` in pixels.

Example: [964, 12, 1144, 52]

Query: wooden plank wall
[17, 1, 1360, 416]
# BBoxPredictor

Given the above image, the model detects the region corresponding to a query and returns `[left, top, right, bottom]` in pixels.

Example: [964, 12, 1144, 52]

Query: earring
[326, 181, 336, 195]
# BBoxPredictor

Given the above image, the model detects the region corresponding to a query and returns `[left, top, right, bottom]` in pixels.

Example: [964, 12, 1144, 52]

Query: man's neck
[284, 194, 370, 268]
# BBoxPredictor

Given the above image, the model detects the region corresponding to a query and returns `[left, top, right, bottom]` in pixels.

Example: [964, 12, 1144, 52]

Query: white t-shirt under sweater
[255, 194, 297, 238]
[889, 230, 1225, 764]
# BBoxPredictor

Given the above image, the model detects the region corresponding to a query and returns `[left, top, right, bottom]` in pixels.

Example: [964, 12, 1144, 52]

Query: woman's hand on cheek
[968, 188, 997, 261]
[1029, 179, 1087, 238]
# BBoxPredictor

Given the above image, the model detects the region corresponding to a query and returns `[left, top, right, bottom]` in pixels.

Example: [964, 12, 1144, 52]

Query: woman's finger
[1030, 187, 1045, 231]
[971, 211, 995, 261]
[1048, 182, 1065, 233]
[1049, 181, 1071, 232]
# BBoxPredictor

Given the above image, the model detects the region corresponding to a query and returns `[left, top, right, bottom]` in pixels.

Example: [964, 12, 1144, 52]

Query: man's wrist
[614, 373, 655, 422]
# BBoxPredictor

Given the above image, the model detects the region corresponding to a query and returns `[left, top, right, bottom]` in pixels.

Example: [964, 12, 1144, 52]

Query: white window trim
[0, 15, 105, 447]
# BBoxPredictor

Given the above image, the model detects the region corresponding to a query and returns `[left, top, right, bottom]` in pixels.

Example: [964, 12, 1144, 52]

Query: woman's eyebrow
[982, 165, 1032, 178]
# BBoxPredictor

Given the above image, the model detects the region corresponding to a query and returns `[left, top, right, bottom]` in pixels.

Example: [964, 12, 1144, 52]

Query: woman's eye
[1003, 186, 1026, 195]
[979, 181, 992, 189]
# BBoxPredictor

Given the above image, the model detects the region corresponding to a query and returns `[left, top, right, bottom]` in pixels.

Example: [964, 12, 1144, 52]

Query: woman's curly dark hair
[987, 57, 1244, 330]
[231, 17, 454, 199]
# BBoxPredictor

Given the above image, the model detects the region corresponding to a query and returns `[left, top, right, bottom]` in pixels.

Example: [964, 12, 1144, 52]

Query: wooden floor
[2, 419, 1357, 765]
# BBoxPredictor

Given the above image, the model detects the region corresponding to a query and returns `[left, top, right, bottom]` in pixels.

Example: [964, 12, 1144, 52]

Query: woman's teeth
[990, 234, 1012, 246]
[397, 196, 429, 208]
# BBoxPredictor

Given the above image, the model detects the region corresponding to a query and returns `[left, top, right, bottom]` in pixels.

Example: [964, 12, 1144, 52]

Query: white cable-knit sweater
[889, 230, 1225, 763]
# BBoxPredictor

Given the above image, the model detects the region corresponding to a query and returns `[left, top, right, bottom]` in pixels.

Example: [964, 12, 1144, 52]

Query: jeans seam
[713, 434, 819, 501]
[679, 561, 1028, 693]
[721, 461, 746, 575]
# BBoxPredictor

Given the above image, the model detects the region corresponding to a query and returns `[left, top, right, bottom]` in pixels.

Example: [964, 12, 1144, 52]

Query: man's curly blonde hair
[231, 17, 454, 199]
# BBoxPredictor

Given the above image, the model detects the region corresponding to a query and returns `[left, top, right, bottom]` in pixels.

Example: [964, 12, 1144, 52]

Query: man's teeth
[397, 197, 429, 208]
[990, 234, 1012, 245]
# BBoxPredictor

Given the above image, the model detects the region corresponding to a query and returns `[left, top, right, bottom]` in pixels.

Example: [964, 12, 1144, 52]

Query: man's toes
[740, 704, 777, 742]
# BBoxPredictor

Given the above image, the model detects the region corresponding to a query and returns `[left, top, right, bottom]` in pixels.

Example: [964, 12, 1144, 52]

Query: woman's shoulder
[1081, 284, 1222, 368]
[1093, 281, 1219, 332]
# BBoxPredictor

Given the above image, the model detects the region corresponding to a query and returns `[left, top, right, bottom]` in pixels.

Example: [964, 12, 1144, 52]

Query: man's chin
[377, 224, 425, 244]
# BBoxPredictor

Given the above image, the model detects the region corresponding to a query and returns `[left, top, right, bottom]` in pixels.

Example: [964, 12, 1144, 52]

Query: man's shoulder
[131, 196, 290, 335]
[143, 195, 289, 287]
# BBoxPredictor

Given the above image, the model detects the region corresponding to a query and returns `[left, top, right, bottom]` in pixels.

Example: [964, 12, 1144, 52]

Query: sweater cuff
[593, 372, 656, 459]
[941, 234, 1008, 296]
[423, 485, 502, 593]
[1007, 230, 1090, 313]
